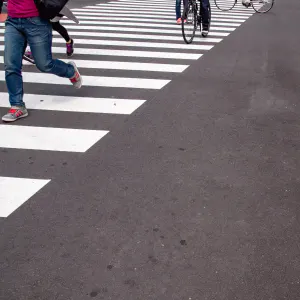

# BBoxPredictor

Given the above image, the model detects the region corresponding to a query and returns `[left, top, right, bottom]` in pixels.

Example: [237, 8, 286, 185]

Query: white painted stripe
[86, 5, 254, 15]
[0, 35, 212, 50]
[0, 45, 203, 60]
[82, 6, 254, 18]
[0, 22, 227, 36]
[74, 15, 242, 26]
[83, 5, 254, 14]
[95, 3, 251, 9]
[113, 0, 246, 6]
[73, 13, 245, 23]
[71, 10, 249, 20]
[0, 71, 170, 89]
[116, 0, 176, 2]
[116, 0, 173, 2]
[110, 0, 179, 4]
[0, 125, 109, 152]
[0, 56, 188, 72]
[0, 177, 50, 218]
[112, 0, 172, 2]
[114, 0, 179, 1]
[50, 30, 223, 43]
[109, 1, 252, 9]
[94, 3, 251, 13]
[61, 59, 188, 72]
[93, 4, 254, 13]
[80, 7, 178, 15]
[60, 20, 237, 31]
[112, 0, 251, 5]
[52, 25, 231, 36]
[0, 23, 231, 36]
[49, 37, 214, 50]
[0, 93, 146, 114]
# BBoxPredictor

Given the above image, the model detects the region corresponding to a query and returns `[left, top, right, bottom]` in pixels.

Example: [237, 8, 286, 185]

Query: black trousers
[200, 0, 210, 25]
[51, 21, 70, 42]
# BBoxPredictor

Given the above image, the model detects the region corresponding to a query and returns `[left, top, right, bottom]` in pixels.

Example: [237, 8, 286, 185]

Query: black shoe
[202, 24, 209, 37]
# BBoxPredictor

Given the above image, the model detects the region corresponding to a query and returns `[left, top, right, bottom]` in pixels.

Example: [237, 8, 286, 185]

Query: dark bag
[34, 0, 69, 20]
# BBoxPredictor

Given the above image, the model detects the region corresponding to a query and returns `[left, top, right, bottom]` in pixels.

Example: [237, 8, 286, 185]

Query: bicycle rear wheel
[214, 0, 237, 11]
[182, 1, 197, 44]
[251, 0, 274, 13]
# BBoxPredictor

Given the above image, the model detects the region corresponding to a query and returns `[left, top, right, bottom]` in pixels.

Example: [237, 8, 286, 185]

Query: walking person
[0, 0, 82, 122]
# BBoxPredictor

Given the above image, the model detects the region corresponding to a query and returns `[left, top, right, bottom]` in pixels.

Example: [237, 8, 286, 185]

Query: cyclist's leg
[200, 0, 210, 26]
[200, 0, 210, 36]
[175, 0, 181, 22]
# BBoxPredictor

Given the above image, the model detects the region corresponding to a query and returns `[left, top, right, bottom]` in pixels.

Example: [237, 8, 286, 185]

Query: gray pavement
[1, 0, 300, 299]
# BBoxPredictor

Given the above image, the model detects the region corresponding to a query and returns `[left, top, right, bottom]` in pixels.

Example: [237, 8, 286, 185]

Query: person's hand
[0, 13, 7, 22]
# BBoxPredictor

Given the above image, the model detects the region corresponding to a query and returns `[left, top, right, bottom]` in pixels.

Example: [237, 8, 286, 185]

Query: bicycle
[214, 0, 274, 13]
[181, 0, 211, 44]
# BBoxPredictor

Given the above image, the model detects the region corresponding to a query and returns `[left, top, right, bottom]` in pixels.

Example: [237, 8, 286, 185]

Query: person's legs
[24, 17, 81, 88]
[2, 17, 28, 121]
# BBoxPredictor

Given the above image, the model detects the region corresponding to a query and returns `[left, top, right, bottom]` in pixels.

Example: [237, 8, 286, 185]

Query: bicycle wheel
[182, 1, 197, 44]
[214, 0, 237, 11]
[251, 0, 274, 13]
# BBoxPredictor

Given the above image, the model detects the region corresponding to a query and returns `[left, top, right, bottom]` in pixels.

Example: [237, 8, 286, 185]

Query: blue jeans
[176, 0, 182, 19]
[4, 17, 75, 107]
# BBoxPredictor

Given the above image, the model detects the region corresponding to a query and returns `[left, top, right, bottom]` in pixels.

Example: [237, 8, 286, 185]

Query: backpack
[34, 0, 69, 20]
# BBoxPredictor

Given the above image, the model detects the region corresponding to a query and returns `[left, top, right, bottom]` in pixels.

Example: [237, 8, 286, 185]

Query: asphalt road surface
[1, 0, 300, 299]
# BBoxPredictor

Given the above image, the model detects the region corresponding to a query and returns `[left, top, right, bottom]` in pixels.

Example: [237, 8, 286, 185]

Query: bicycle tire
[251, 0, 274, 13]
[182, 1, 197, 44]
[214, 0, 237, 11]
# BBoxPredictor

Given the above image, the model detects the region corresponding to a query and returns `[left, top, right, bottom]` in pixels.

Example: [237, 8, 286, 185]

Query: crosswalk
[0, 0, 255, 218]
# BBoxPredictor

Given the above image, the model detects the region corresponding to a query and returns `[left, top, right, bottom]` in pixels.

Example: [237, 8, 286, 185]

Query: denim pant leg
[25, 17, 75, 78]
[4, 18, 27, 107]
[201, 0, 210, 25]
[176, 0, 181, 19]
